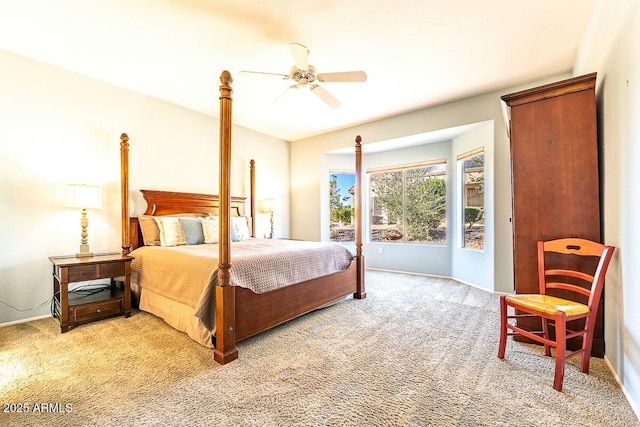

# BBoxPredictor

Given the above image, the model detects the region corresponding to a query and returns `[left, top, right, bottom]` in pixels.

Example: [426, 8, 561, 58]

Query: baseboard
[604, 355, 640, 420]
[365, 267, 492, 293]
[0, 314, 53, 328]
[366, 267, 452, 280]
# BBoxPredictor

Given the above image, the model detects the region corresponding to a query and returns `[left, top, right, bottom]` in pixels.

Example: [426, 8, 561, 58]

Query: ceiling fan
[240, 43, 367, 109]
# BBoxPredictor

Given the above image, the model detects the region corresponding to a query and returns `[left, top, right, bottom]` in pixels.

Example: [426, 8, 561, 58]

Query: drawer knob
[96, 309, 102, 313]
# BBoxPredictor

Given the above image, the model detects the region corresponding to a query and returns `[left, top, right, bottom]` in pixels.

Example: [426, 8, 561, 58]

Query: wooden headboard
[139, 189, 248, 216]
[128, 190, 251, 249]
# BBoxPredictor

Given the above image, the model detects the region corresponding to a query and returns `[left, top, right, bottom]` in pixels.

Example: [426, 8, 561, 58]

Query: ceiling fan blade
[317, 71, 367, 83]
[289, 43, 309, 71]
[273, 84, 297, 106]
[310, 84, 341, 109]
[240, 70, 290, 80]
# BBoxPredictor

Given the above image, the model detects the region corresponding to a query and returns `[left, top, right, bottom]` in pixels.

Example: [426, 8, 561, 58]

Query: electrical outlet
[377, 247, 383, 255]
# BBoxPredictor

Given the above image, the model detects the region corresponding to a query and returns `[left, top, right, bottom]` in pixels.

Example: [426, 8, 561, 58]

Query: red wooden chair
[498, 238, 615, 391]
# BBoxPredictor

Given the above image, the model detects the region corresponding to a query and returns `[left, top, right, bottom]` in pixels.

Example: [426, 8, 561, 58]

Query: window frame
[328, 170, 356, 243]
[457, 147, 485, 251]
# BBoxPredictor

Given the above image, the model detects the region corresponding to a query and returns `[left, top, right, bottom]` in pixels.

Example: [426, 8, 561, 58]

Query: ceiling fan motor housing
[291, 65, 317, 85]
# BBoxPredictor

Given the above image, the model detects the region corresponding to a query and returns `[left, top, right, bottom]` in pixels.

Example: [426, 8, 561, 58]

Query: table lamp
[259, 198, 275, 239]
[66, 184, 102, 257]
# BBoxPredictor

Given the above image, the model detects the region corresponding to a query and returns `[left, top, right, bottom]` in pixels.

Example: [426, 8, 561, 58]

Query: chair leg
[553, 314, 567, 391]
[498, 295, 507, 359]
[542, 318, 552, 357]
[581, 321, 594, 374]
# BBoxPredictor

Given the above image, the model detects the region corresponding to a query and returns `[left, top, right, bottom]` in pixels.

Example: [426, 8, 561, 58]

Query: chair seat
[505, 294, 589, 317]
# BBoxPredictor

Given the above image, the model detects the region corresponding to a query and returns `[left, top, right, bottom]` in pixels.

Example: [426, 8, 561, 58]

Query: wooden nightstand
[49, 253, 133, 333]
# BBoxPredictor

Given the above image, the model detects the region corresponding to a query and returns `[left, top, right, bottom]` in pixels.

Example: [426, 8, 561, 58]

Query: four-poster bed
[120, 71, 365, 364]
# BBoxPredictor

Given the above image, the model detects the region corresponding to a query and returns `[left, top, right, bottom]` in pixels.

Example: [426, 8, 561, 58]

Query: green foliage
[370, 171, 403, 225]
[371, 167, 447, 242]
[333, 206, 354, 223]
[405, 173, 447, 241]
[465, 206, 484, 228]
[329, 174, 353, 224]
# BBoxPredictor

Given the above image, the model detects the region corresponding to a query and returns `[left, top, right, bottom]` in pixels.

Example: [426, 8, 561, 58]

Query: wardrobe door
[502, 73, 603, 356]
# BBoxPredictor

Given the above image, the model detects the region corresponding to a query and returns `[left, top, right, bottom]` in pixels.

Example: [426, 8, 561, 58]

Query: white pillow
[231, 216, 251, 241]
[153, 217, 186, 247]
[202, 216, 219, 244]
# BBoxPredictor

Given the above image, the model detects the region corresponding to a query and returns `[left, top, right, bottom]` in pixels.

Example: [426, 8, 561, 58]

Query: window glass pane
[369, 163, 447, 244]
[406, 165, 447, 243]
[329, 173, 355, 242]
[370, 171, 403, 242]
[462, 152, 485, 250]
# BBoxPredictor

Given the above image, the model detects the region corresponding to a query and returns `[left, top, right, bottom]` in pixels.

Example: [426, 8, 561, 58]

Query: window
[459, 149, 485, 250]
[329, 172, 355, 242]
[369, 161, 447, 244]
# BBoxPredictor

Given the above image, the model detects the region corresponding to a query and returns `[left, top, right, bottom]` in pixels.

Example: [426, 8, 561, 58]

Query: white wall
[574, 0, 640, 414]
[0, 49, 289, 325]
[451, 121, 494, 291]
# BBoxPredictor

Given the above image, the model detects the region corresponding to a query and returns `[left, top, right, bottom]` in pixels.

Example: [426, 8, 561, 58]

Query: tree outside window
[370, 163, 447, 244]
[329, 173, 355, 242]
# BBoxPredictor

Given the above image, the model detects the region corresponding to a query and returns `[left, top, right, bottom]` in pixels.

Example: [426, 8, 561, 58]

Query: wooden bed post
[214, 70, 238, 364]
[120, 133, 131, 255]
[354, 135, 366, 299]
[250, 159, 256, 238]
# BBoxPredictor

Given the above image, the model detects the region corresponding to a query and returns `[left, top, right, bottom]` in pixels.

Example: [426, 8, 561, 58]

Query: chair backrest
[537, 238, 615, 310]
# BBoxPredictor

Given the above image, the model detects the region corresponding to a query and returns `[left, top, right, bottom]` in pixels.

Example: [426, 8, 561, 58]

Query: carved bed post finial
[120, 133, 131, 255]
[354, 135, 366, 299]
[214, 70, 238, 364]
[220, 70, 233, 94]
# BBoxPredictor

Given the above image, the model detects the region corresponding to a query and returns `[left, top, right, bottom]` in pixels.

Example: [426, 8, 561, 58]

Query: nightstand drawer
[98, 262, 126, 278]
[68, 264, 99, 282]
[70, 299, 123, 323]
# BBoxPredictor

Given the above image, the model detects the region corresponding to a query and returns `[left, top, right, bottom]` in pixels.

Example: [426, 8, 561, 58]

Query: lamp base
[76, 252, 94, 258]
[76, 244, 93, 258]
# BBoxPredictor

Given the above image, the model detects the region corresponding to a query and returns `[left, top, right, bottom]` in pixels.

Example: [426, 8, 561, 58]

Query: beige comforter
[130, 239, 354, 330]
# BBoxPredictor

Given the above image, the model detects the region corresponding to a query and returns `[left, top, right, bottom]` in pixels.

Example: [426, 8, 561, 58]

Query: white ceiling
[0, 0, 594, 141]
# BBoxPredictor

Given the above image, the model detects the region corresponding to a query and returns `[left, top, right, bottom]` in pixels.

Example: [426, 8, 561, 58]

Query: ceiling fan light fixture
[291, 65, 317, 84]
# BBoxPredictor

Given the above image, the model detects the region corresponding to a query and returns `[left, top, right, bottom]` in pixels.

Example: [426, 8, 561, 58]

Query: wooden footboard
[234, 259, 359, 341]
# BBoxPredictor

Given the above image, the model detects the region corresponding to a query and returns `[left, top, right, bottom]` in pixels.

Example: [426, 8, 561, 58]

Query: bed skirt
[135, 286, 214, 348]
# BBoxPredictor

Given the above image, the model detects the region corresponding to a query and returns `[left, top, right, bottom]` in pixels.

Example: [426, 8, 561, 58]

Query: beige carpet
[1, 270, 637, 426]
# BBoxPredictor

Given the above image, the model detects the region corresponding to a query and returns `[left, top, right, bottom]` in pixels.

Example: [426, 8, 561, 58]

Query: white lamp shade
[65, 184, 102, 209]
[259, 198, 274, 213]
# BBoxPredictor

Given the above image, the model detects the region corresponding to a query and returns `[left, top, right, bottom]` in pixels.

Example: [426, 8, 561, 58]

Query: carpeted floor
[1, 270, 638, 426]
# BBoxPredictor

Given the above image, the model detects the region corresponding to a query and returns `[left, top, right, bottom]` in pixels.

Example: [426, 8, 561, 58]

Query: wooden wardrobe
[501, 73, 603, 356]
